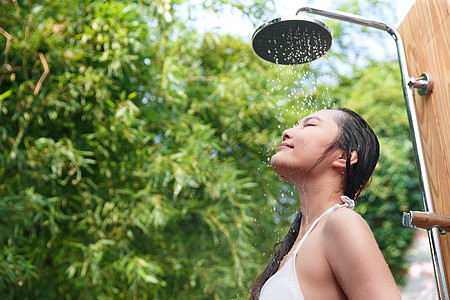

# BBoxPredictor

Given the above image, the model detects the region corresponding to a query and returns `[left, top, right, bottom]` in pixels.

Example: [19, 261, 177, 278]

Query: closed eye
[303, 123, 315, 127]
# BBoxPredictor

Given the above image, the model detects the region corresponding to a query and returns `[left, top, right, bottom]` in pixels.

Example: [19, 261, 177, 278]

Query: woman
[250, 108, 402, 299]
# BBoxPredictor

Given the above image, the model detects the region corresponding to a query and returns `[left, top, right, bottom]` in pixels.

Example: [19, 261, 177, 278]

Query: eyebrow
[301, 116, 323, 124]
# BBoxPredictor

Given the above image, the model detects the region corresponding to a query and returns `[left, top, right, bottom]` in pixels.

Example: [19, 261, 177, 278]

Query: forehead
[301, 109, 339, 123]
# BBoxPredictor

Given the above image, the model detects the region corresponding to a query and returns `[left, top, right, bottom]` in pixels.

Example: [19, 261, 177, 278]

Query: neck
[292, 172, 344, 235]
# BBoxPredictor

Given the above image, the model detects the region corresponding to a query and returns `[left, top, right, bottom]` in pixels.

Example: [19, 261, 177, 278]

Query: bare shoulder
[321, 207, 380, 260]
[321, 207, 383, 277]
[321, 207, 402, 299]
[322, 207, 373, 241]
[324, 208, 372, 234]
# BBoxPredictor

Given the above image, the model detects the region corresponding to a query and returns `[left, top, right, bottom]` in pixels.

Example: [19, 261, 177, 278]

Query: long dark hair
[249, 107, 380, 299]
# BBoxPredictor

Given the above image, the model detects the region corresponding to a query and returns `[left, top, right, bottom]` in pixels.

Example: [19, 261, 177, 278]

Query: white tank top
[259, 196, 355, 300]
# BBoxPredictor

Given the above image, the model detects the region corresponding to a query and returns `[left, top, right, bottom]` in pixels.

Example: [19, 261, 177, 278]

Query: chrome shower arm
[296, 6, 392, 32]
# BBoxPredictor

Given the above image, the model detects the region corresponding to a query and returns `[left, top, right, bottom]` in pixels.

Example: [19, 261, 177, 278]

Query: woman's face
[271, 109, 341, 181]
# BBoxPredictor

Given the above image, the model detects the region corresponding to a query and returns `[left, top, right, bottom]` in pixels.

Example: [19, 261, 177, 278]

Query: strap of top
[341, 195, 355, 209]
[292, 196, 355, 255]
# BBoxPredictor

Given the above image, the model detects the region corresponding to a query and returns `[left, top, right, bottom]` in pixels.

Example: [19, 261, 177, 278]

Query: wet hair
[249, 107, 380, 299]
[332, 107, 380, 200]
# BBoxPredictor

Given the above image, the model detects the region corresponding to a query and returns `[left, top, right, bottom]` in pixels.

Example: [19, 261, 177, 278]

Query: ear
[332, 149, 358, 169]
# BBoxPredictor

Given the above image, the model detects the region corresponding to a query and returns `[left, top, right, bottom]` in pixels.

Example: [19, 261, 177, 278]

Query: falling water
[250, 20, 337, 285]
[265, 61, 335, 159]
[258, 61, 335, 230]
[254, 24, 337, 247]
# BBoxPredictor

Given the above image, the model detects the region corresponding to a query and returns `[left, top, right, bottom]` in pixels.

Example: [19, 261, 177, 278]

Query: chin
[270, 153, 282, 172]
[271, 155, 295, 182]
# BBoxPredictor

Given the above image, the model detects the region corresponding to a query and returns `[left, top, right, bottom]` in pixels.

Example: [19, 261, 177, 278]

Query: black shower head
[252, 16, 332, 65]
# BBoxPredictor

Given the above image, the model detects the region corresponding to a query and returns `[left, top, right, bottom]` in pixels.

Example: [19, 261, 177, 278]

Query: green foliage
[0, 0, 280, 298]
[0, 0, 421, 298]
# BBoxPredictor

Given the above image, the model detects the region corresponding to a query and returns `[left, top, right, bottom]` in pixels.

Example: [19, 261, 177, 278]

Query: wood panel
[398, 0, 450, 291]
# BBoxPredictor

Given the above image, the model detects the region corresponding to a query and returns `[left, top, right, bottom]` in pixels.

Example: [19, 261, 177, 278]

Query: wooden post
[398, 0, 450, 293]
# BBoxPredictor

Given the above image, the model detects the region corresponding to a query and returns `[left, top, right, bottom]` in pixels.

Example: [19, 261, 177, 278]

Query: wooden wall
[398, 0, 450, 291]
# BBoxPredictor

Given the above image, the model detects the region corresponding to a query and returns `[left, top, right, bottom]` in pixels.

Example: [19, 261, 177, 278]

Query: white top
[259, 196, 355, 300]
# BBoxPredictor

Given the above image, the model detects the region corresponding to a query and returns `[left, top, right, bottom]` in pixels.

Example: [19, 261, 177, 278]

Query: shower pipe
[295, 6, 448, 300]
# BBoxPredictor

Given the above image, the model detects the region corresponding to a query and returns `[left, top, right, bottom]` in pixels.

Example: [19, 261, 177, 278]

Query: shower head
[251, 16, 332, 65]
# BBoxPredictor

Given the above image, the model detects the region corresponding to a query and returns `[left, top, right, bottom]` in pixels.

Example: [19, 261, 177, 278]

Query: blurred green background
[0, 0, 422, 298]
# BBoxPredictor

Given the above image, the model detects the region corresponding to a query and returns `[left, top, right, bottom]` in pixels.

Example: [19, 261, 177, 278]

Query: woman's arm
[324, 209, 402, 299]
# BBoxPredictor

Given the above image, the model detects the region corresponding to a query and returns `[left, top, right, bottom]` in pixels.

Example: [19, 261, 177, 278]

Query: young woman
[250, 108, 402, 299]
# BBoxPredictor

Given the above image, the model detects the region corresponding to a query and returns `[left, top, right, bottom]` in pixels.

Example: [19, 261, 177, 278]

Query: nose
[282, 128, 294, 141]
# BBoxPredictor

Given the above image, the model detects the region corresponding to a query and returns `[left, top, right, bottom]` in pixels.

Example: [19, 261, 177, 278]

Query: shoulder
[320, 208, 402, 299]
[321, 207, 387, 280]
[321, 207, 380, 264]
[322, 207, 373, 240]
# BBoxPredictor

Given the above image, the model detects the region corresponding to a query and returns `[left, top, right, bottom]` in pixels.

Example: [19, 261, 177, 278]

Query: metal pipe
[403, 211, 450, 232]
[296, 6, 449, 299]
[296, 6, 390, 31]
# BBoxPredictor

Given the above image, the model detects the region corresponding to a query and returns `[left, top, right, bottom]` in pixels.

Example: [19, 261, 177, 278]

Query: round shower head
[252, 16, 332, 65]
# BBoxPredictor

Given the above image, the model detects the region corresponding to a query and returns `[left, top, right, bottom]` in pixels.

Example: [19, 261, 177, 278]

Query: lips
[276, 142, 294, 153]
